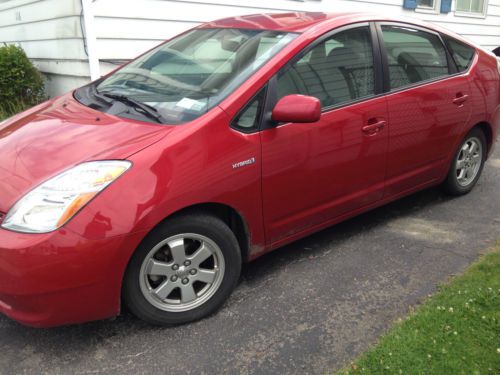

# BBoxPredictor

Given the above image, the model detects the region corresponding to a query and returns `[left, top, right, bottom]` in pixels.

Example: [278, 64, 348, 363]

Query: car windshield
[95, 28, 297, 124]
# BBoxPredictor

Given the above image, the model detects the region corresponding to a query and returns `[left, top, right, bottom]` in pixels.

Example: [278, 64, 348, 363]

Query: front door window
[277, 26, 375, 108]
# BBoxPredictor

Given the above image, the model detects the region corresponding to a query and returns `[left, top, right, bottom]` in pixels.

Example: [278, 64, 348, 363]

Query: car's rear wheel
[123, 214, 241, 325]
[442, 128, 487, 196]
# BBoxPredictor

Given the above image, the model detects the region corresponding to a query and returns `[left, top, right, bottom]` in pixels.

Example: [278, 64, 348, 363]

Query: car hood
[0, 94, 172, 214]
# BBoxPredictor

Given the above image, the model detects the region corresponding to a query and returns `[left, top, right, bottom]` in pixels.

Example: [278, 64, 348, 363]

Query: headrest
[326, 47, 356, 68]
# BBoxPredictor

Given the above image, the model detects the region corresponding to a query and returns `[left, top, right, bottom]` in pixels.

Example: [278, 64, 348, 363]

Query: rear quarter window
[445, 38, 476, 72]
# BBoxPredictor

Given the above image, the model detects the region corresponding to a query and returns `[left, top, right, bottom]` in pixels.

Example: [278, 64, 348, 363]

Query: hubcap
[139, 233, 225, 312]
[456, 137, 482, 187]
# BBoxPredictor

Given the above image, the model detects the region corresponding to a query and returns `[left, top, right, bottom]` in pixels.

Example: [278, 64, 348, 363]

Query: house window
[415, 0, 441, 13]
[418, 0, 436, 9]
[456, 0, 488, 16]
[404, 0, 454, 13]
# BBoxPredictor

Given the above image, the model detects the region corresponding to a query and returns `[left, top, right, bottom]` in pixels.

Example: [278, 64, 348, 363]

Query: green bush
[0, 44, 45, 118]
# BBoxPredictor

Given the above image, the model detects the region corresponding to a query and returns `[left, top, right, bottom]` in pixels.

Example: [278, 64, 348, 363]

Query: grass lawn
[338, 242, 500, 375]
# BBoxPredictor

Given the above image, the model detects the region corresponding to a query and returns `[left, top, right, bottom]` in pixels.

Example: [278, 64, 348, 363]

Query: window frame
[269, 22, 384, 116]
[231, 22, 476, 133]
[455, 0, 489, 18]
[415, 0, 442, 14]
[374, 22, 458, 94]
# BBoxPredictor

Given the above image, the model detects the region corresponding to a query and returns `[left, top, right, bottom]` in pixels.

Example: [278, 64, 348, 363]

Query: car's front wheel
[442, 128, 487, 196]
[123, 213, 241, 325]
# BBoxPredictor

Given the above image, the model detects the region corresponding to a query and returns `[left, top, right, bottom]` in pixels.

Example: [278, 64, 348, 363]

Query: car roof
[200, 12, 429, 33]
[200, 12, 340, 33]
[199, 11, 480, 50]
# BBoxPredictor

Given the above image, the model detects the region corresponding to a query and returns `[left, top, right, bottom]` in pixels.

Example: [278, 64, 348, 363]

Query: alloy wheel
[139, 233, 225, 312]
[456, 137, 483, 187]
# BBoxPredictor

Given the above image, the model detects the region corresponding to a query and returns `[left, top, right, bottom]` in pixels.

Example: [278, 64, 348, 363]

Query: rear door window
[380, 25, 449, 90]
[444, 37, 476, 72]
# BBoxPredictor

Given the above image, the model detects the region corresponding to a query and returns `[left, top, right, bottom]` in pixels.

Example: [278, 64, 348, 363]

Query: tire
[123, 213, 242, 325]
[442, 128, 487, 196]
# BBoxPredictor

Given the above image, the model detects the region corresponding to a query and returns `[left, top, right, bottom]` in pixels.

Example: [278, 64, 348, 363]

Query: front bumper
[0, 227, 146, 327]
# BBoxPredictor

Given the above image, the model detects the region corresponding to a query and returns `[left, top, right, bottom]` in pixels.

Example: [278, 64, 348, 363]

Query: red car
[0, 12, 499, 328]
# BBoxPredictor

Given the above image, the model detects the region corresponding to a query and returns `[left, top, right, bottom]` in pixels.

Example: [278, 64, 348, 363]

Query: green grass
[0, 99, 32, 121]
[0, 105, 8, 121]
[338, 243, 500, 375]
[0, 108, 9, 121]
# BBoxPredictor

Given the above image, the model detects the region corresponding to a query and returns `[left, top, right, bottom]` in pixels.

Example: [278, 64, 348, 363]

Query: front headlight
[2, 160, 131, 233]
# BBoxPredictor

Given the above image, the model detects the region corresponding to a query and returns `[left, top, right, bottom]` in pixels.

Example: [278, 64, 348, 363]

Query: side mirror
[271, 94, 321, 124]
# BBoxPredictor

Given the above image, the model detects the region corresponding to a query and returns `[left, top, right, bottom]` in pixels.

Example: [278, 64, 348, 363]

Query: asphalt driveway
[1, 146, 499, 375]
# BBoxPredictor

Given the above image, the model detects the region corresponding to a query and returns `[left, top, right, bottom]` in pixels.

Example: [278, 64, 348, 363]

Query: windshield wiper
[100, 92, 165, 124]
[89, 84, 114, 105]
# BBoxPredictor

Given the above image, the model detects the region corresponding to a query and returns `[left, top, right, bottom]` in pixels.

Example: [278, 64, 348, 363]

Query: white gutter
[81, 0, 100, 81]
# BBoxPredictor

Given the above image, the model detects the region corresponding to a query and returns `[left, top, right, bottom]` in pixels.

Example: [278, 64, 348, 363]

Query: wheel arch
[474, 121, 494, 156]
[154, 202, 252, 263]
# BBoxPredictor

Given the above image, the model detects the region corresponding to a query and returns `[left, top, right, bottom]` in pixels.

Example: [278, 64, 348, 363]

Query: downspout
[81, 0, 100, 81]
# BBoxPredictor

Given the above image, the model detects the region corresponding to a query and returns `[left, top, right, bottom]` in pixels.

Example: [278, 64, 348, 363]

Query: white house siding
[0, 0, 499, 97]
[0, 0, 92, 95]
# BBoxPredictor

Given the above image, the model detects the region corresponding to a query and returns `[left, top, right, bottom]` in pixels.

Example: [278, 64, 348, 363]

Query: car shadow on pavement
[240, 187, 452, 283]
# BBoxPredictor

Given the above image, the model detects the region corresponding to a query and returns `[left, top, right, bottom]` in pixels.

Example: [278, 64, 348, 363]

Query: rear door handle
[362, 120, 386, 135]
[453, 94, 469, 106]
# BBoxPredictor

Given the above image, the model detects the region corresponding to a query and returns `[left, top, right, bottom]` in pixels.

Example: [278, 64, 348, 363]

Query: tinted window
[445, 38, 475, 72]
[231, 88, 266, 132]
[381, 25, 449, 89]
[277, 27, 375, 108]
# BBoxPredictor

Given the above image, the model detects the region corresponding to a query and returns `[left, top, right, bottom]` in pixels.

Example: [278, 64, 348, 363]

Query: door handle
[452, 94, 469, 106]
[362, 120, 386, 135]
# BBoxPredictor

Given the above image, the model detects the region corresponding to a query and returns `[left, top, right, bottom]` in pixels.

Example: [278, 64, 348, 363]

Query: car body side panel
[261, 97, 388, 245]
[383, 74, 472, 197]
[437, 51, 499, 178]
[474, 50, 500, 152]
[65, 106, 265, 253]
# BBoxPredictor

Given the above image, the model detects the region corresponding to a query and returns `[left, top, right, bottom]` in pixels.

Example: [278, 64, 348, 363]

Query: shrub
[0, 44, 45, 118]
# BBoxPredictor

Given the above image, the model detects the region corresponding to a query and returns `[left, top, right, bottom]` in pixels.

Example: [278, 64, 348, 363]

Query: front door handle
[452, 94, 469, 106]
[362, 120, 386, 135]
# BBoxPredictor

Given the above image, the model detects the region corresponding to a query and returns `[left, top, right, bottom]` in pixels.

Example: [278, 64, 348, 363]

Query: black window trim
[374, 21, 464, 95]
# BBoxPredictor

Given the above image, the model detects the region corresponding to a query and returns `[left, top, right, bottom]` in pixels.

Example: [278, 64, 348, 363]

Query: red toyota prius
[0, 12, 499, 327]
